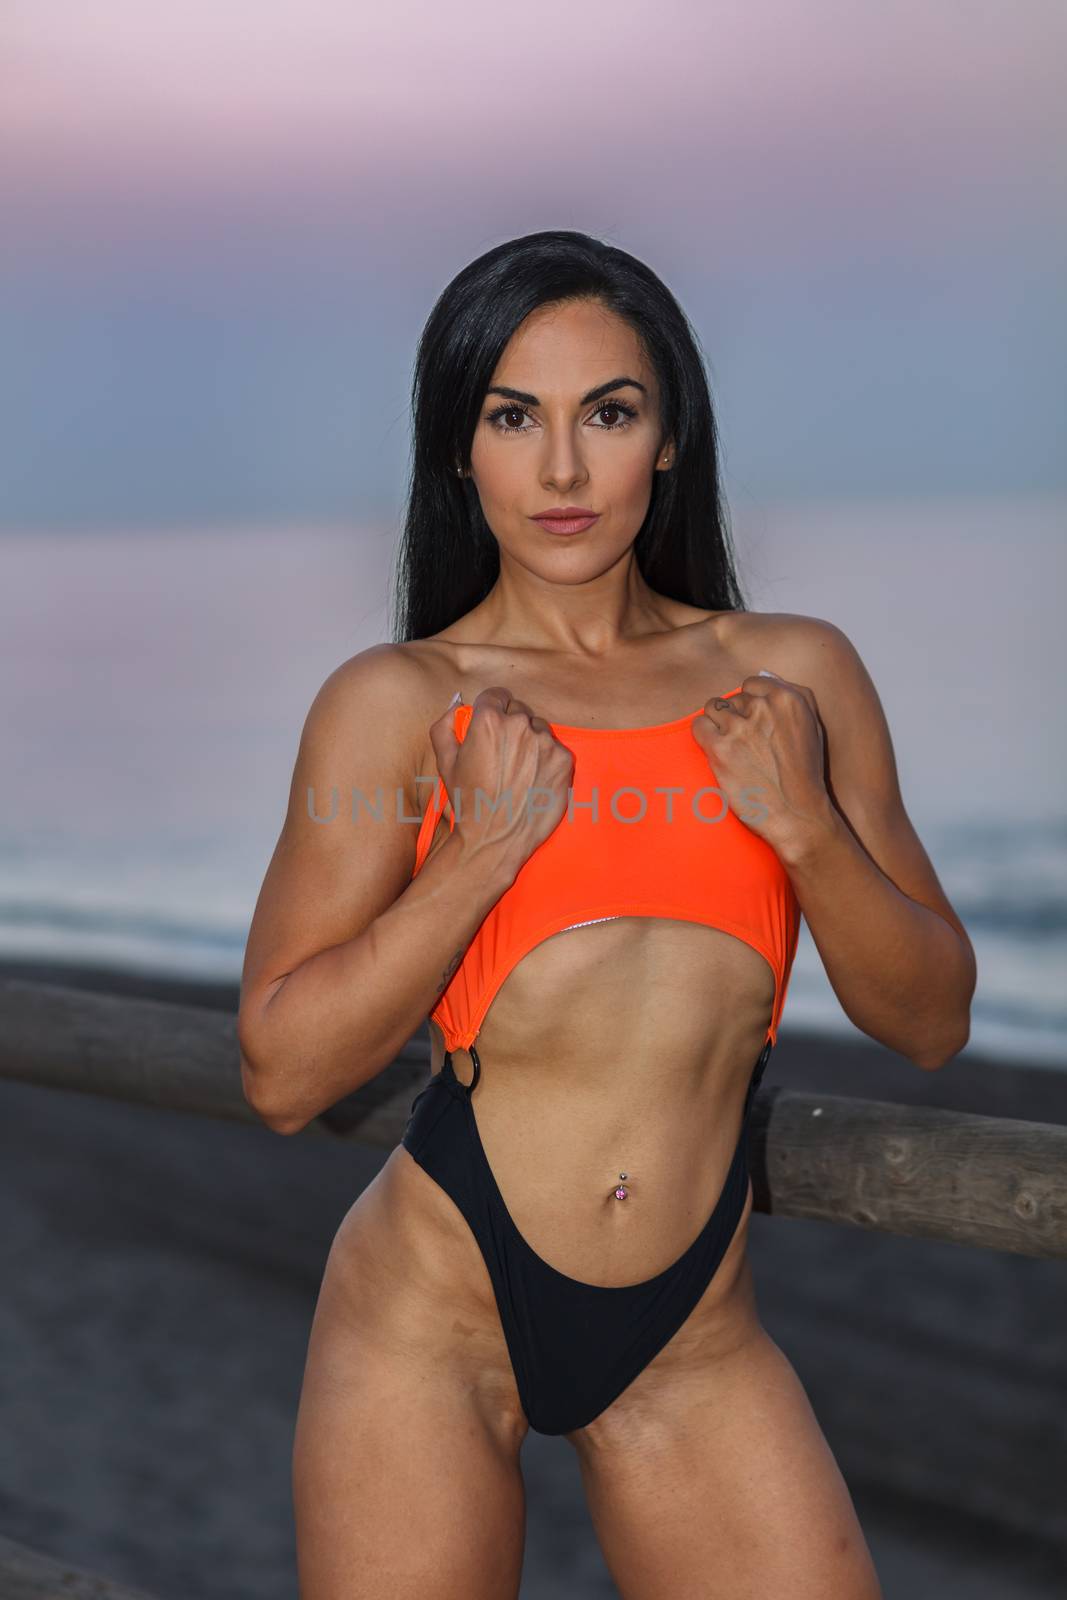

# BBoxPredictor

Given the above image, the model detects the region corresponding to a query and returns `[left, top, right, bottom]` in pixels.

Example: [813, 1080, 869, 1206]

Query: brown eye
[486, 402, 535, 433]
[590, 399, 639, 430]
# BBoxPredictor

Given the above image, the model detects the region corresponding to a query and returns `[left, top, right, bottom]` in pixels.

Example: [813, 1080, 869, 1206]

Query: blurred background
[1, 2, 1065, 1597]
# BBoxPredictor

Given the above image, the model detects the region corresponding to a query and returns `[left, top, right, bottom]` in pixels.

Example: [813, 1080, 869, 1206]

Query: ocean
[2, 498, 1064, 1067]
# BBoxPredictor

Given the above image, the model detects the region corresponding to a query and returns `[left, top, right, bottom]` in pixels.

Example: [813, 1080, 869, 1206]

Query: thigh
[293, 1151, 529, 1600]
[568, 1309, 882, 1600]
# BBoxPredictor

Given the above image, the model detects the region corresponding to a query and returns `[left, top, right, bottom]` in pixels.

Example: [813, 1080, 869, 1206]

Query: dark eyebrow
[485, 375, 648, 407]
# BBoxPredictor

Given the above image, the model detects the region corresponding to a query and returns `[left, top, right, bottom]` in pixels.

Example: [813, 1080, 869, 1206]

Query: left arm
[696, 617, 976, 1069]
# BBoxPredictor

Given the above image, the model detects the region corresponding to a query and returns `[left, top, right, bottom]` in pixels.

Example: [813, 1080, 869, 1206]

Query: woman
[238, 231, 975, 1599]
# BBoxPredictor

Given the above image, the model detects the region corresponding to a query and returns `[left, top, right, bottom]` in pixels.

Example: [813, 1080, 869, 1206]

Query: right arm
[237, 654, 571, 1134]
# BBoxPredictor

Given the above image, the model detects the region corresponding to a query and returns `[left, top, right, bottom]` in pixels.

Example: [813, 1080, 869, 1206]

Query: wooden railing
[3, 975, 1065, 1260]
[0, 1531, 162, 1598]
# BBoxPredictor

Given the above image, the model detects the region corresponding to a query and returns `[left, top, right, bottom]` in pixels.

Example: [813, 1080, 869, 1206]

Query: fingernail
[447, 689, 462, 707]
[757, 669, 780, 679]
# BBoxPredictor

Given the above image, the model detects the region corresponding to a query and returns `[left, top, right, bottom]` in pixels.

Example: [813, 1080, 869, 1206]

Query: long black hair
[391, 230, 748, 642]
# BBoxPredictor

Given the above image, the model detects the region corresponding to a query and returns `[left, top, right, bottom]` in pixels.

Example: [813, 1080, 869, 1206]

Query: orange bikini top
[410, 690, 801, 1053]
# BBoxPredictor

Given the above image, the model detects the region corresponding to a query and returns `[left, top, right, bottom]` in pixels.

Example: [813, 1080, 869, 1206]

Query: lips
[531, 509, 600, 534]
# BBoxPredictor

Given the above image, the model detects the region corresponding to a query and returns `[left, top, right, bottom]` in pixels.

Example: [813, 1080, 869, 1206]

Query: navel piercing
[614, 1171, 629, 1201]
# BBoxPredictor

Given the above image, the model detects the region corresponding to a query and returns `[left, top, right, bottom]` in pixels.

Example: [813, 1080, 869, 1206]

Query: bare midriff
[428, 912, 773, 1284]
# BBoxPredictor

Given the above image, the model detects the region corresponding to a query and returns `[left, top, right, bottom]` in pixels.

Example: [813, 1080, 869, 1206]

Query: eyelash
[485, 398, 640, 436]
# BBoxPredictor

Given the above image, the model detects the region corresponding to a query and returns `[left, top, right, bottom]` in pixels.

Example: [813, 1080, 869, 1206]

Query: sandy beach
[1, 961, 1064, 1598]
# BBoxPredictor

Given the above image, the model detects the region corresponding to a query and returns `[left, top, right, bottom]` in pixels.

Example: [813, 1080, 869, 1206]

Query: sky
[2, 0, 1065, 529]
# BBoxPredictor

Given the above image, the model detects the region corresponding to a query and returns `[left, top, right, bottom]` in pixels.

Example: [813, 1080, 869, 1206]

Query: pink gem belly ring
[614, 1171, 629, 1200]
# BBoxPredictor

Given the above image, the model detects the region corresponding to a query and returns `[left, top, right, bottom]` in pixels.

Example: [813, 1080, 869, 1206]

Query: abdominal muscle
[325, 911, 776, 1393]
[434, 914, 774, 1287]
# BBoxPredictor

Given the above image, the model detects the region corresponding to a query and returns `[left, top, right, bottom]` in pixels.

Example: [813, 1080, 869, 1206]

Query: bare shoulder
[299, 637, 468, 797]
[711, 608, 829, 674]
[731, 607, 892, 794]
[739, 610, 974, 951]
[297, 641, 432, 781]
[725, 609, 866, 698]
[239, 642, 444, 1013]
[736, 610, 898, 769]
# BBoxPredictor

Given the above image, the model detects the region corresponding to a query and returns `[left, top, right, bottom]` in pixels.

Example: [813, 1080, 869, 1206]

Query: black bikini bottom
[400, 1038, 772, 1437]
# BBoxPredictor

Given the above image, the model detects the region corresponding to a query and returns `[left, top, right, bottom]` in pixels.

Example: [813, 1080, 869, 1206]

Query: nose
[540, 430, 588, 494]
